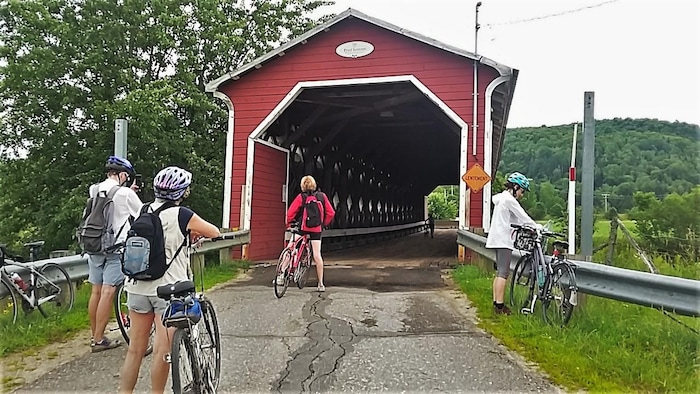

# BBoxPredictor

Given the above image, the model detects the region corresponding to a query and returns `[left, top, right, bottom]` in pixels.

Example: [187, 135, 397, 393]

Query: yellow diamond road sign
[462, 163, 491, 193]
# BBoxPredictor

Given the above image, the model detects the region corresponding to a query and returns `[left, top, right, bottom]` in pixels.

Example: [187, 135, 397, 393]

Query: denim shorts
[87, 253, 124, 286]
[127, 293, 167, 315]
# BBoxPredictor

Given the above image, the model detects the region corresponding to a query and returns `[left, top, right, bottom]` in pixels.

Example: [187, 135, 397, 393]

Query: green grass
[452, 264, 700, 393]
[0, 259, 247, 358]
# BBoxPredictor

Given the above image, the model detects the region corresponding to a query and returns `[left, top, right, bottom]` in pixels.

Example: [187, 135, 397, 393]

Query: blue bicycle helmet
[507, 172, 530, 191]
[105, 155, 135, 176]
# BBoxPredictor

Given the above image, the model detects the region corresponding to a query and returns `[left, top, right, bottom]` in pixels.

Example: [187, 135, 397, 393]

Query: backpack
[121, 202, 187, 281]
[77, 184, 123, 254]
[301, 192, 325, 228]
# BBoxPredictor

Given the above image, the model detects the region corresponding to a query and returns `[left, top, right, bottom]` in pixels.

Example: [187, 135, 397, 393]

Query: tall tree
[0, 0, 332, 253]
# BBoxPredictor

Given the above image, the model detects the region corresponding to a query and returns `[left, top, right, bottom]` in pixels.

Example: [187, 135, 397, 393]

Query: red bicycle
[274, 224, 311, 298]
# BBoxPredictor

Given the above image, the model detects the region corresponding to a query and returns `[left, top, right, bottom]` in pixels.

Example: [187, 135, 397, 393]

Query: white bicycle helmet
[153, 166, 192, 200]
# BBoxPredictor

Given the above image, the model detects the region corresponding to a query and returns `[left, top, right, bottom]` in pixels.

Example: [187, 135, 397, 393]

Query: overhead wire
[484, 0, 621, 28]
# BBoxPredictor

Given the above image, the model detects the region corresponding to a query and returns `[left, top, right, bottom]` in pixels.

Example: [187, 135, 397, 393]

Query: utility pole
[601, 193, 610, 213]
[472, 1, 482, 156]
[114, 119, 128, 158]
[581, 92, 595, 260]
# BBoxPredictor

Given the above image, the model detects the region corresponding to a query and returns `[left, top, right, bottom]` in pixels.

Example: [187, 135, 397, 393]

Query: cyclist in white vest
[119, 166, 220, 393]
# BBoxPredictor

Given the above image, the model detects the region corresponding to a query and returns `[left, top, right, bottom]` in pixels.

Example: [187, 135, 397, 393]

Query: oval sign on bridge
[462, 163, 491, 193]
[335, 41, 375, 58]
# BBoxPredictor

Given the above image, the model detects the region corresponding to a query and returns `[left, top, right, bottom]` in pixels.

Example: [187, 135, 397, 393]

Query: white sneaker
[275, 274, 285, 285]
[317, 284, 325, 292]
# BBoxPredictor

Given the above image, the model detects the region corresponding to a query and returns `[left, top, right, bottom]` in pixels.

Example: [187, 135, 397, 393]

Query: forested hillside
[498, 118, 699, 211]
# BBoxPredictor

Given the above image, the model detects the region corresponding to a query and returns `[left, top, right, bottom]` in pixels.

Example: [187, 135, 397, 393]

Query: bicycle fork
[520, 293, 538, 315]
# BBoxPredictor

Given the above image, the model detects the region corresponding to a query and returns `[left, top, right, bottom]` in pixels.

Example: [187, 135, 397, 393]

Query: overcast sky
[324, 0, 699, 128]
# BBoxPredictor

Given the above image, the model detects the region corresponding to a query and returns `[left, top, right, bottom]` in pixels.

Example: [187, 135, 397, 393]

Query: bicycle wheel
[113, 283, 154, 356]
[36, 263, 74, 316]
[274, 249, 292, 298]
[295, 245, 311, 289]
[200, 298, 221, 390]
[0, 277, 18, 324]
[542, 262, 577, 326]
[508, 254, 534, 313]
[171, 328, 200, 394]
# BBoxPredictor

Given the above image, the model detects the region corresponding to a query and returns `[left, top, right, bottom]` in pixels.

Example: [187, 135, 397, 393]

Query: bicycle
[113, 279, 154, 356]
[507, 224, 578, 326]
[274, 223, 312, 298]
[0, 242, 75, 324]
[159, 279, 220, 394]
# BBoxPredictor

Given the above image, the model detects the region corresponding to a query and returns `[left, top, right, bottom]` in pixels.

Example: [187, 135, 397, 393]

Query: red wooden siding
[249, 143, 288, 260]
[222, 18, 503, 252]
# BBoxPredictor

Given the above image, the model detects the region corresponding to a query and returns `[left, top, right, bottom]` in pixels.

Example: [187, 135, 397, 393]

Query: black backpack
[121, 202, 187, 281]
[77, 185, 123, 254]
[301, 192, 325, 228]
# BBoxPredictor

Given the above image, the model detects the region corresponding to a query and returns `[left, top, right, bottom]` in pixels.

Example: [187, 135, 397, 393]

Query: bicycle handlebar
[204, 233, 239, 242]
[510, 224, 565, 238]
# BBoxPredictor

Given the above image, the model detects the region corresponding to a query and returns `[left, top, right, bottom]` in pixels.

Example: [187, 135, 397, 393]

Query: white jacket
[485, 190, 537, 250]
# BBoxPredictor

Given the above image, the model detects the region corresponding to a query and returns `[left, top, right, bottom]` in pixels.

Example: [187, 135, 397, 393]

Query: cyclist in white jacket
[486, 172, 538, 315]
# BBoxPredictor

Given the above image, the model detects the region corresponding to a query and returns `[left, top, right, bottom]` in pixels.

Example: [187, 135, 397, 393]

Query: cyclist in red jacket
[285, 175, 336, 291]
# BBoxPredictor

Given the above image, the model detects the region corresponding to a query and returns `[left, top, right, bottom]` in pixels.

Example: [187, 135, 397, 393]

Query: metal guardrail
[457, 229, 700, 317]
[1, 230, 251, 295]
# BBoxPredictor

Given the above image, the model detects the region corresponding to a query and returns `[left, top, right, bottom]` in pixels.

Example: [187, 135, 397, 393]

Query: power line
[485, 0, 620, 27]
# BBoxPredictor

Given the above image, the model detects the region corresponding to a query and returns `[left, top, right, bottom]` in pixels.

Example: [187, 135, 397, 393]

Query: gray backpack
[77, 184, 124, 254]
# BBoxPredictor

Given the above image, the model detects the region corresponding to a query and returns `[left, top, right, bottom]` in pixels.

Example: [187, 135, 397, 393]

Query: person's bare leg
[311, 240, 324, 288]
[494, 277, 507, 304]
[151, 315, 176, 392]
[119, 311, 153, 393]
[88, 284, 102, 340]
[93, 285, 117, 341]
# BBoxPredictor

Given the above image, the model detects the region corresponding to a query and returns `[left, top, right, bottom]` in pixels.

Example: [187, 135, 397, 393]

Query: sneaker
[494, 305, 512, 315]
[91, 337, 122, 353]
[275, 274, 285, 285]
[317, 284, 325, 292]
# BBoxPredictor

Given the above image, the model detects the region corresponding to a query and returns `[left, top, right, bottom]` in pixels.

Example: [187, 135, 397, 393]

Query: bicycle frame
[0, 262, 60, 307]
[164, 292, 219, 394]
[519, 235, 548, 315]
[286, 230, 310, 272]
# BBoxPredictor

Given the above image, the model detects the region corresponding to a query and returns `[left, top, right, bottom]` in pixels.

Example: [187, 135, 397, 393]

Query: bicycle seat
[156, 280, 196, 300]
[553, 240, 569, 250]
[24, 241, 45, 248]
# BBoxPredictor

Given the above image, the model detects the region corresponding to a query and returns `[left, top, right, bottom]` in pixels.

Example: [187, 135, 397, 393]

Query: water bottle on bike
[10, 272, 29, 292]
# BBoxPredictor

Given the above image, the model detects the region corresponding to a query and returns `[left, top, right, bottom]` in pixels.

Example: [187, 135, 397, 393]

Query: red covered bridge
[205, 9, 517, 260]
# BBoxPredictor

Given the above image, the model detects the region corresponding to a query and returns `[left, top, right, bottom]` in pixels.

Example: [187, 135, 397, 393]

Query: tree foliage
[499, 118, 699, 212]
[629, 188, 699, 261]
[0, 0, 331, 254]
[427, 186, 457, 220]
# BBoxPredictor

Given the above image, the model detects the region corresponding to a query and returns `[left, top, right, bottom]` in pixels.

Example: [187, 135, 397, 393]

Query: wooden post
[191, 253, 205, 280]
[605, 218, 619, 265]
[458, 189, 472, 262]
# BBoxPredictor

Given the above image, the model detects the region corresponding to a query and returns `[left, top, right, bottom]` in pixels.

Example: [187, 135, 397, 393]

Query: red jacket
[286, 191, 335, 233]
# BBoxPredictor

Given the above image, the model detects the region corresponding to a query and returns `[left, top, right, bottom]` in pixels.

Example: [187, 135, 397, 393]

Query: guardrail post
[191, 253, 205, 279]
[219, 228, 232, 262]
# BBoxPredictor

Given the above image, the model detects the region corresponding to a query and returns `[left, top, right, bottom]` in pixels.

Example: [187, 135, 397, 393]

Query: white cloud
[324, 0, 699, 127]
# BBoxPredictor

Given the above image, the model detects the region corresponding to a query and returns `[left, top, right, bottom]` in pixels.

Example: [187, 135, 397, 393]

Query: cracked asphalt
[12, 230, 559, 393]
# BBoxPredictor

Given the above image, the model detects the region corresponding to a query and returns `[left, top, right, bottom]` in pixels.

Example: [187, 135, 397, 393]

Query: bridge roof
[205, 8, 516, 93]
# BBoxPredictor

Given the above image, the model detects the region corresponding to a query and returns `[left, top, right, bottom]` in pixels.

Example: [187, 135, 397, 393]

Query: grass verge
[0, 259, 248, 358]
[452, 263, 699, 393]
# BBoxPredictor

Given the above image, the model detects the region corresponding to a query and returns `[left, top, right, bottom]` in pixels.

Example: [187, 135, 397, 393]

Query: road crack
[273, 293, 359, 393]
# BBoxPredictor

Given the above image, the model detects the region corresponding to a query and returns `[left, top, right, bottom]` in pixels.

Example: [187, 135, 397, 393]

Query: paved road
[13, 231, 559, 393]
